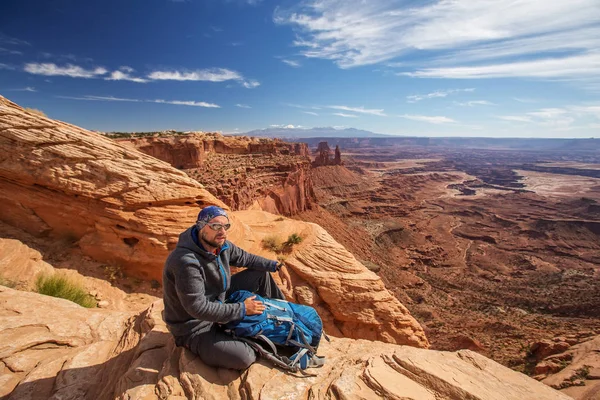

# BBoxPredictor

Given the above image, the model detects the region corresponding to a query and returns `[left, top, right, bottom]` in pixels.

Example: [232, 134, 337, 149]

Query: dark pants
[183, 269, 284, 370]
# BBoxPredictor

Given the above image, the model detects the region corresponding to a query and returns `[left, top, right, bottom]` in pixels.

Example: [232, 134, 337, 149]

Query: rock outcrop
[0, 95, 225, 282]
[531, 335, 600, 399]
[313, 141, 343, 167]
[119, 133, 315, 216]
[0, 287, 572, 400]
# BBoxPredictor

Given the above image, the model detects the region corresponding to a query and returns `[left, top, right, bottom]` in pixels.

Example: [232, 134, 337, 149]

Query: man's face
[200, 215, 229, 249]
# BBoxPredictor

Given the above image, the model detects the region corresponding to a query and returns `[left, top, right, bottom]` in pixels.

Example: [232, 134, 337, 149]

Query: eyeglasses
[207, 223, 231, 231]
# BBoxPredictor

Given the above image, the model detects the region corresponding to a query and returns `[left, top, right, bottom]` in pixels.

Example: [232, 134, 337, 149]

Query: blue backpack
[224, 290, 326, 372]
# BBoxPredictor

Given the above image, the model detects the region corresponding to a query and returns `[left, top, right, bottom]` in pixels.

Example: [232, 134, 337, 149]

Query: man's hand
[278, 264, 293, 292]
[244, 295, 265, 315]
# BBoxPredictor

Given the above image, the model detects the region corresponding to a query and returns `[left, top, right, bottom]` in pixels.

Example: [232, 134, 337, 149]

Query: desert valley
[1, 96, 600, 399]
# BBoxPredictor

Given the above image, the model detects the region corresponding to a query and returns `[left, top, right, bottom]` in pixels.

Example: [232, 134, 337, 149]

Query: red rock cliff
[120, 133, 315, 216]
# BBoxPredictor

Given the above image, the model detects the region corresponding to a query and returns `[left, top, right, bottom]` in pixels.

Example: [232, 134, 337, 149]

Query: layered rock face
[0, 95, 226, 281]
[0, 287, 571, 400]
[120, 133, 315, 215]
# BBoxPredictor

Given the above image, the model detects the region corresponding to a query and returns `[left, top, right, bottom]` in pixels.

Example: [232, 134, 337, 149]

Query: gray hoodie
[162, 226, 277, 340]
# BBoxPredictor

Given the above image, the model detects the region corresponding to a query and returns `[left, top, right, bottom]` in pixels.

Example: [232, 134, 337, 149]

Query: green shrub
[35, 274, 97, 308]
[261, 235, 283, 253]
[285, 233, 303, 245]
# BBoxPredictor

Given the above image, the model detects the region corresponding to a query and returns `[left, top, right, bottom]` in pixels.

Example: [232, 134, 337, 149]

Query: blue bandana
[196, 205, 229, 229]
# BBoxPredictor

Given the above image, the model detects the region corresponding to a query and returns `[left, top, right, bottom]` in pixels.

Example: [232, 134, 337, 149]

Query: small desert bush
[0, 276, 17, 288]
[261, 235, 283, 253]
[35, 274, 97, 308]
[285, 233, 303, 245]
[24, 107, 47, 117]
[275, 217, 285, 222]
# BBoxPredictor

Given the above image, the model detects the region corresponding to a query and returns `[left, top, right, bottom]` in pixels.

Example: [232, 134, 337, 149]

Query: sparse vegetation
[24, 107, 47, 117]
[570, 365, 591, 381]
[103, 265, 124, 283]
[261, 233, 303, 254]
[0, 276, 17, 288]
[261, 235, 283, 253]
[35, 274, 97, 308]
[275, 216, 285, 221]
[285, 233, 303, 245]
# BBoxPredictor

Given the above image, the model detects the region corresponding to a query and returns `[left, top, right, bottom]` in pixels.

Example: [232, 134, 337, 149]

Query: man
[163, 205, 292, 370]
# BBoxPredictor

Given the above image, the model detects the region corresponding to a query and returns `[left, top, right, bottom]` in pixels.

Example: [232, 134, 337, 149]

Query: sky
[0, 0, 599, 138]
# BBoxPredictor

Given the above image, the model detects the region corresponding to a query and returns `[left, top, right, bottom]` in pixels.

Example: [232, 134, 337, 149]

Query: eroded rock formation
[313, 141, 343, 167]
[0, 287, 571, 400]
[119, 133, 315, 215]
[0, 95, 226, 281]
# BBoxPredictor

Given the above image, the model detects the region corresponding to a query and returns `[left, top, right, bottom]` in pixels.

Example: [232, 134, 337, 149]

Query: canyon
[1, 95, 599, 399]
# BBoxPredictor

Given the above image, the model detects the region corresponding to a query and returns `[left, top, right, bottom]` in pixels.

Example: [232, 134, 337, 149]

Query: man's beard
[201, 230, 226, 249]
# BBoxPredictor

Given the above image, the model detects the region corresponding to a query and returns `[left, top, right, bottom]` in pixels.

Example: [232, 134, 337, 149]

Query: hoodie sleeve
[228, 242, 278, 272]
[174, 262, 244, 323]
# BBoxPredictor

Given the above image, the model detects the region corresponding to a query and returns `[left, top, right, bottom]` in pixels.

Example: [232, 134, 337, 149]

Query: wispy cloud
[274, 0, 600, 83]
[407, 88, 474, 103]
[333, 112, 358, 118]
[399, 114, 456, 124]
[498, 104, 600, 129]
[236, 103, 252, 108]
[285, 103, 321, 110]
[270, 124, 302, 128]
[24, 63, 108, 78]
[513, 97, 538, 104]
[0, 47, 23, 55]
[401, 53, 600, 80]
[303, 111, 319, 116]
[328, 105, 386, 116]
[9, 86, 36, 92]
[281, 59, 301, 67]
[0, 63, 16, 70]
[148, 68, 241, 82]
[58, 95, 220, 108]
[0, 33, 30, 47]
[454, 100, 495, 107]
[241, 79, 260, 88]
[105, 67, 148, 83]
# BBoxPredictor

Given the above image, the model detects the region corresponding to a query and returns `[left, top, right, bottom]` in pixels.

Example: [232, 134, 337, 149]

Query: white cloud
[119, 66, 135, 73]
[58, 95, 220, 108]
[402, 53, 600, 80]
[455, 100, 495, 106]
[270, 124, 301, 128]
[24, 63, 108, 78]
[148, 68, 241, 82]
[498, 104, 600, 129]
[399, 114, 456, 124]
[282, 59, 301, 67]
[9, 86, 36, 92]
[328, 105, 386, 116]
[105, 69, 148, 83]
[236, 104, 252, 108]
[241, 79, 260, 88]
[0, 33, 30, 46]
[0, 47, 23, 55]
[333, 112, 358, 118]
[303, 111, 319, 116]
[274, 0, 600, 83]
[498, 115, 533, 123]
[407, 88, 474, 103]
[285, 103, 321, 110]
[0, 63, 16, 70]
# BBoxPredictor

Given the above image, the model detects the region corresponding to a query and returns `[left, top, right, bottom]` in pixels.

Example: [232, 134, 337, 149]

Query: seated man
[162, 205, 291, 370]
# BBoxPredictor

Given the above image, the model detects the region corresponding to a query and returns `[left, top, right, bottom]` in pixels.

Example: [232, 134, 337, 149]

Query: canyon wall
[119, 133, 315, 215]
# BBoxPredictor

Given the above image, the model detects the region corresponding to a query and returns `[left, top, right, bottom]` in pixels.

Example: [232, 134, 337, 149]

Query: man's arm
[228, 242, 279, 272]
[174, 263, 245, 322]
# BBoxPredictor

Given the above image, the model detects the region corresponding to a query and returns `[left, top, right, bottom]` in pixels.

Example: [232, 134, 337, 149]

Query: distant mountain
[241, 126, 390, 139]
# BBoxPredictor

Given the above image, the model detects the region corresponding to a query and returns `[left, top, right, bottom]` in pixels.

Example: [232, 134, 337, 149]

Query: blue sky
[0, 0, 599, 138]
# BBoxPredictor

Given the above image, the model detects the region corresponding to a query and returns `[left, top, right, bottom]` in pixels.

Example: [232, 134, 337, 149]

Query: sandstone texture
[120, 133, 315, 216]
[0, 287, 572, 400]
[0, 95, 226, 282]
[228, 210, 428, 347]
